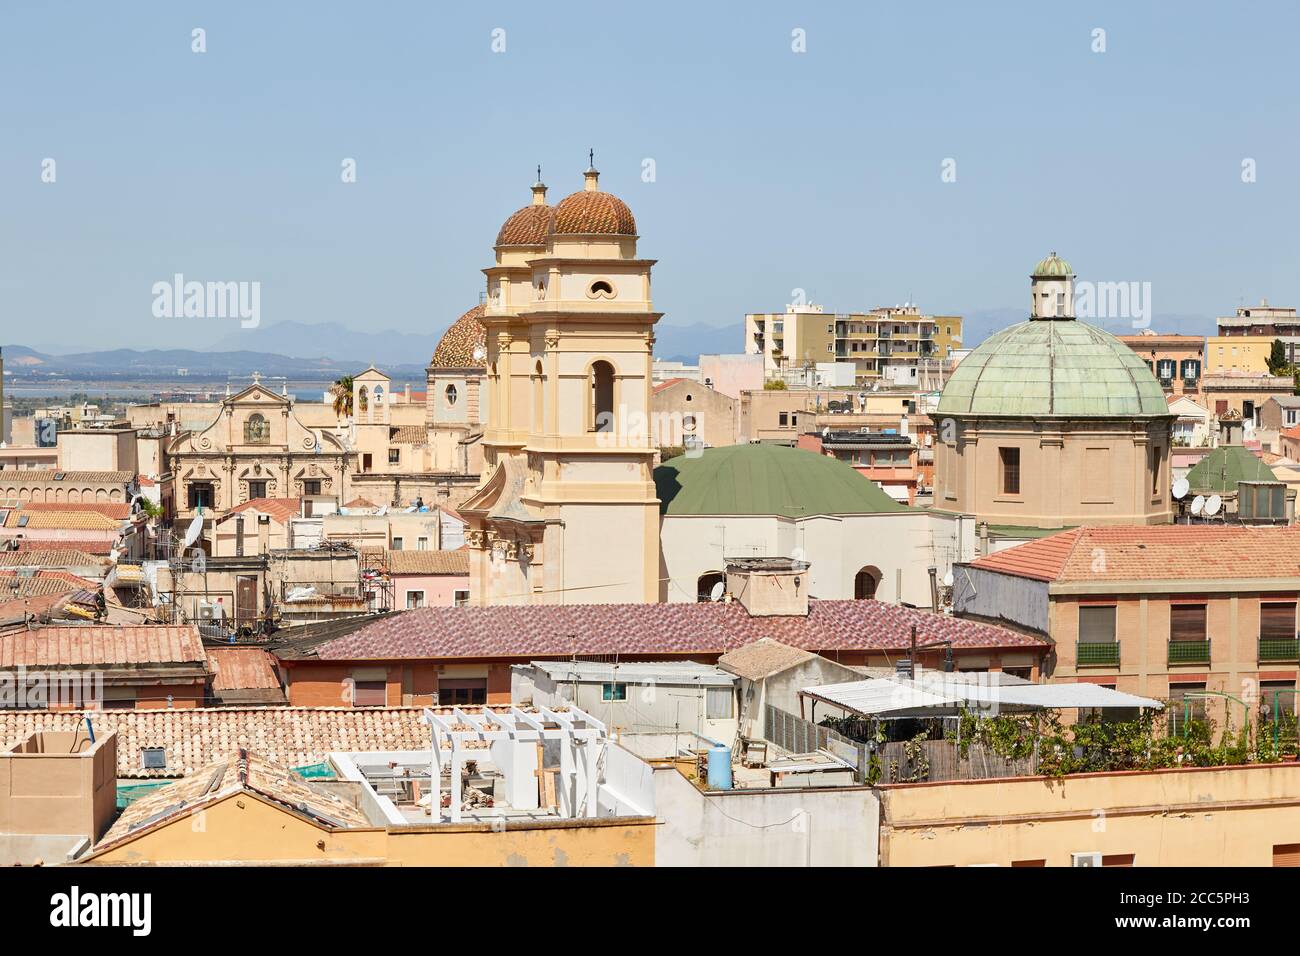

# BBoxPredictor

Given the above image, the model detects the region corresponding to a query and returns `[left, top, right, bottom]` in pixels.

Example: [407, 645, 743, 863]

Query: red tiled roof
[208, 647, 282, 692]
[0, 624, 206, 667]
[17, 538, 112, 555]
[0, 706, 430, 778]
[970, 525, 1300, 583]
[219, 497, 302, 524]
[969, 529, 1085, 582]
[1282, 425, 1300, 442]
[311, 599, 1043, 661]
[653, 377, 687, 394]
[17, 502, 131, 520]
[386, 549, 470, 575]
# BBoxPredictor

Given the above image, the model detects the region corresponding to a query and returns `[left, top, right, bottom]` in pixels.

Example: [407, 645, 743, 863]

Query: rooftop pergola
[420, 705, 609, 823]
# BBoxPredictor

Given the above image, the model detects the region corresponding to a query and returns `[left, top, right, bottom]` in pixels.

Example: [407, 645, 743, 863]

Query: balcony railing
[1168, 639, 1211, 664]
[1259, 637, 1300, 662]
[1077, 640, 1120, 666]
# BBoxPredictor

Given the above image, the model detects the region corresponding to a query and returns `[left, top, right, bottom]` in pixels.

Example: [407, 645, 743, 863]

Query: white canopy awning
[801, 673, 1162, 719]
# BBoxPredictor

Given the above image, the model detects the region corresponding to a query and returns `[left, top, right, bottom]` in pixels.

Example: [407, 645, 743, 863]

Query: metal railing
[1077, 641, 1120, 666]
[1168, 639, 1211, 664]
[1259, 638, 1300, 662]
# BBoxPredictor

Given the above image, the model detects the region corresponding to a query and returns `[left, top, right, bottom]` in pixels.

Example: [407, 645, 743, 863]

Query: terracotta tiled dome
[551, 190, 637, 236]
[431, 304, 486, 369]
[495, 204, 553, 246]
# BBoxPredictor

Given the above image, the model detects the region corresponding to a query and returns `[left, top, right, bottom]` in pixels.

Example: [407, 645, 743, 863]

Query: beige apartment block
[958, 526, 1300, 732]
[745, 304, 960, 387]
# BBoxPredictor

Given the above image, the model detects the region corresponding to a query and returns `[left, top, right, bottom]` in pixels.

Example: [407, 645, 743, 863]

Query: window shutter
[1261, 602, 1296, 641]
[1170, 604, 1206, 641]
[1079, 606, 1117, 643]
[1274, 844, 1300, 867]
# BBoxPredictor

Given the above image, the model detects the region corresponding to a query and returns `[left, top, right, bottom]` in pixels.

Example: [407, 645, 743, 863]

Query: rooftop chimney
[725, 557, 811, 617]
[257, 514, 270, 555]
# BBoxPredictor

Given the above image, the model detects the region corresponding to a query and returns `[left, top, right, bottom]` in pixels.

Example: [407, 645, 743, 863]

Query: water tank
[706, 744, 733, 790]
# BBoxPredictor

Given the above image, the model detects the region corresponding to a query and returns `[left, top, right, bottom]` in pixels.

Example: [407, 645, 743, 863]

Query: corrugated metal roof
[802, 674, 1162, 717]
[0, 624, 205, 667]
[521, 659, 735, 686]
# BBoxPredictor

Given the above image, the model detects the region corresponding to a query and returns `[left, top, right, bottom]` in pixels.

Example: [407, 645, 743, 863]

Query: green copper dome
[655, 444, 907, 517]
[1032, 252, 1073, 277]
[936, 319, 1170, 418]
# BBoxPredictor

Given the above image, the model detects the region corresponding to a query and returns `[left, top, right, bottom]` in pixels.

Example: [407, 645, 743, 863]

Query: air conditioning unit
[1071, 851, 1102, 868]
[196, 602, 224, 622]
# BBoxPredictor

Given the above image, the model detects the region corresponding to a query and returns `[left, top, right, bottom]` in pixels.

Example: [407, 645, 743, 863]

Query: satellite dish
[1190, 495, 1205, 516]
[942, 570, 954, 588]
[1205, 494, 1222, 516]
[1172, 477, 1189, 500]
[709, 581, 725, 602]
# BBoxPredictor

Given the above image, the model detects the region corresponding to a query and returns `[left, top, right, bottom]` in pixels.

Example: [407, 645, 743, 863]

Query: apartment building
[955, 526, 1300, 731]
[1117, 332, 1205, 397]
[745, 304, 961, 387]
[1217, 299, 1300, 365]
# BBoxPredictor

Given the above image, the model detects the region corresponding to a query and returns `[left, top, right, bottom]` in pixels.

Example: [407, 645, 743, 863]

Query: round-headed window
[445, 384, 458, 407]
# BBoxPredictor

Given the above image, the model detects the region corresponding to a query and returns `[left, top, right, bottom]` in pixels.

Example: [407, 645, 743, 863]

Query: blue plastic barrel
[707, 744, 733, 790]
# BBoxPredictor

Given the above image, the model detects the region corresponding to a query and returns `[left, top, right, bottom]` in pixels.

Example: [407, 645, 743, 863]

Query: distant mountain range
[1, 310, 1221, 383]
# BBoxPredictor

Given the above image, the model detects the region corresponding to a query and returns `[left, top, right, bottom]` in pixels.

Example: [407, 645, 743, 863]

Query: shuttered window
[1102, 853, 1135, 867]
[1261, 602, 1296, 641]
[1079, 606, 1117, 643]
[1170, 604, 1207, 641]
[1273, 844, 1300, 867]
[999, 448, 1020, 495]
[353, 680, 386, 707]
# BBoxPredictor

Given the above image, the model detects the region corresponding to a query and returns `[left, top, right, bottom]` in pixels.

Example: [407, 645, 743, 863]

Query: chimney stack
[725, 557, 811, 617]
[257, 514, 270, 555]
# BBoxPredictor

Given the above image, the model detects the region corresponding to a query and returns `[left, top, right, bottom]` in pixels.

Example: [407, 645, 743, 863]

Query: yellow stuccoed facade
[879, 762, 1300, 867]
[81, 791, 656, 866]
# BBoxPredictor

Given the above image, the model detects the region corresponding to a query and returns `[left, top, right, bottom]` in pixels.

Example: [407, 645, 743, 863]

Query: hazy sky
[4, 1, 1300, 350]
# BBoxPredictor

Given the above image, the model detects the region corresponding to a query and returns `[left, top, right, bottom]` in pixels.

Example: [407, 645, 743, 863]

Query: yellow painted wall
[1206, 336, 1271, 374]
[879, 763, 1300, 866]
[85, 792, 656, 866]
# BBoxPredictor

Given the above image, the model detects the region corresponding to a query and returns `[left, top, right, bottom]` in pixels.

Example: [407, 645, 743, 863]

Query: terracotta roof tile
[95, 750, 371, 849]
[717, 638, 817, 681]
[0, 469, 133, 484]
[431, 304, 486, 369]
[971, 525, 1300, 583]
[4, 510, 119, 530]
[552, 190, 636, 236]
[0, 549, 104, 568]
[18, 502, 131, 520]
[386, 549, 470, 575]
[17, 538, 113, 555]
[312, 599, 1042, 661]
[0, 706, 431, 778]
[219, 497, 302, 524]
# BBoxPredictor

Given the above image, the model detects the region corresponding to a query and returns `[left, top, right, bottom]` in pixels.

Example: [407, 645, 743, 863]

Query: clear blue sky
[3, 0, 1299, 350]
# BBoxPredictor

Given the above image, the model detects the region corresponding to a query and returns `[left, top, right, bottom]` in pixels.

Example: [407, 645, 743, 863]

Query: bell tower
[462, 159, 661, 605]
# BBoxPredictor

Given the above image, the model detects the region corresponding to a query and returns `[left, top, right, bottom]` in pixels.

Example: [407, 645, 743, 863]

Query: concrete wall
[653, 765, 879, 866]
[879, 762, 1300, 867]
[515, 666, 737, 745]
[0, 731, 117, 858]
[84, 789, 656, 866]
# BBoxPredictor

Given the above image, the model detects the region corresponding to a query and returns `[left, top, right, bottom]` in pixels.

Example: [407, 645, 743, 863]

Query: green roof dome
[1032, 252, 1073, 277]
[654, 444, 907, 517]
[936, 319, 1170, 418]
[1185, 446, 1278, 493]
